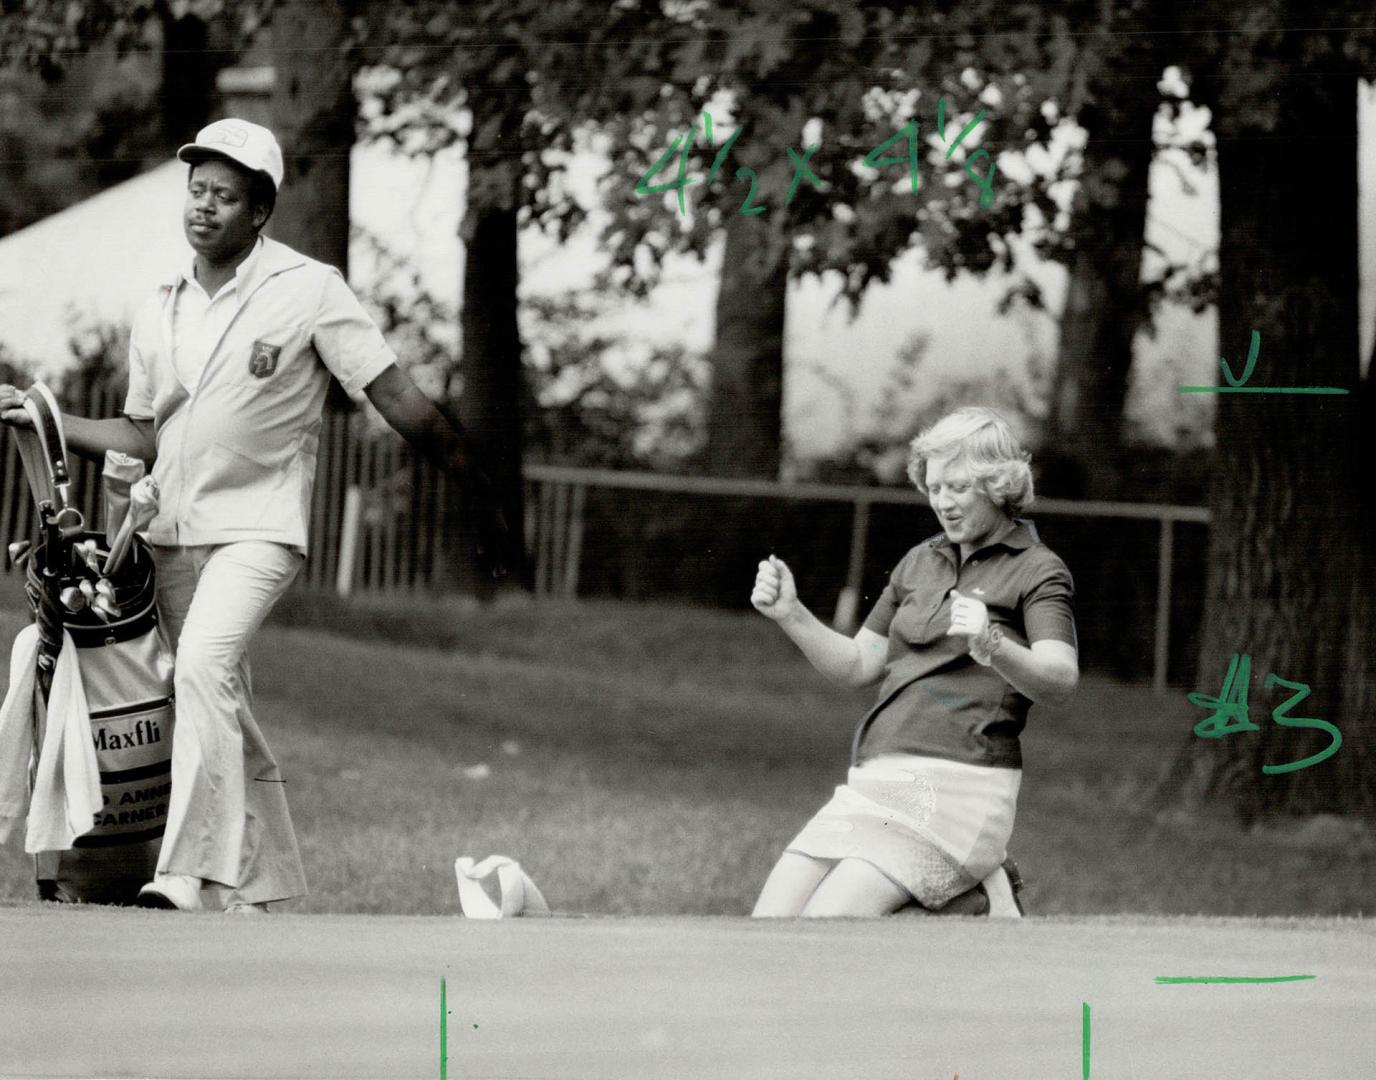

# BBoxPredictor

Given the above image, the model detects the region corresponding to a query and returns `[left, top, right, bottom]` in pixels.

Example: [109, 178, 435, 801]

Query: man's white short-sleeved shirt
[123, 236, 396, 553]
[170, 239, 262, 389]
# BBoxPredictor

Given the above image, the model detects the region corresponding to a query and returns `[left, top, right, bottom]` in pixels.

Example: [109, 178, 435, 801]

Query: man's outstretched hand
[362, 366, 522, 581]
[471, 484, 514, 581]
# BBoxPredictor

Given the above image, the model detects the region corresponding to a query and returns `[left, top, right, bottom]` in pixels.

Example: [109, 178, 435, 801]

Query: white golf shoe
[981, 864, 1023, 918]
[136, 873, 204, 911]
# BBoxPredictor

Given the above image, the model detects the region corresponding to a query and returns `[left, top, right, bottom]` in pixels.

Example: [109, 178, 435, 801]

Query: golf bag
[2, 385, 175, 904]
[23, 531, 174, 903]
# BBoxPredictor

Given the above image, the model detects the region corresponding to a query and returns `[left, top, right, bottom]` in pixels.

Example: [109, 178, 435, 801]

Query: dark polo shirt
[853, 519, 1077, 770]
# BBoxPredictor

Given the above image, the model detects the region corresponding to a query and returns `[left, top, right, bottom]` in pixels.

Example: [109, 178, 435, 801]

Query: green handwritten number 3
[1261, 674, 1342, 775]
[1190, 655, 1342, 774]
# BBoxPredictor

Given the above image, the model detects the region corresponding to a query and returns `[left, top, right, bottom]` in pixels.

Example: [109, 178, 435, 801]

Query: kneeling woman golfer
[751, 407, 1079, 917]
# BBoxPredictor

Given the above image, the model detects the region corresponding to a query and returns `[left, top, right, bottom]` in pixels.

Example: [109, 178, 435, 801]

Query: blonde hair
[906, 407, 1034, 515]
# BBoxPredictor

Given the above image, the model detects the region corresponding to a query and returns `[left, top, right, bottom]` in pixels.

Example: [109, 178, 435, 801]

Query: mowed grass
[1, 586, 1373, 916]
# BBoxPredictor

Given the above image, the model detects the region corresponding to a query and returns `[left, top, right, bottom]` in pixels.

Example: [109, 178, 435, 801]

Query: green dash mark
[1082, 1002, 1090, 1079]
[1176, 386, 1349, 394]
[440, 977, 447, 1080]
[1178, 330, 1349, 394]
[1155, 975, 1316, 984]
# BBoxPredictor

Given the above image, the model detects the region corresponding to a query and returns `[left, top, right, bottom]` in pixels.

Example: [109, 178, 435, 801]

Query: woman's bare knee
[752, 852, 832, 917]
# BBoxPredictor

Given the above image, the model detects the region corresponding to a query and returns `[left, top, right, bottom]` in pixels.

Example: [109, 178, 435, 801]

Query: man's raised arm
[362, 364, 512, 579]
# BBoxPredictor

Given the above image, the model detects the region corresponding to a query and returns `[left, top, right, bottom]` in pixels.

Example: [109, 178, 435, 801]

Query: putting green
[1, 908, 1371, 1078]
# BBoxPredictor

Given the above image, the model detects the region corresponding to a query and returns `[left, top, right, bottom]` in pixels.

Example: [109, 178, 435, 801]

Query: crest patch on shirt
[249, 341, 281, 378]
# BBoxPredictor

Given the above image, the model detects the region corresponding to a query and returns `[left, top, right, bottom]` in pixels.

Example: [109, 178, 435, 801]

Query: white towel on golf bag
[0, 625, 101, 851]
[454, 855, 550, 918]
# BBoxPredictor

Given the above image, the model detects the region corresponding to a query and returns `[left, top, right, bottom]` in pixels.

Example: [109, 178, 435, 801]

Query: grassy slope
[1, 589, 1372, 915]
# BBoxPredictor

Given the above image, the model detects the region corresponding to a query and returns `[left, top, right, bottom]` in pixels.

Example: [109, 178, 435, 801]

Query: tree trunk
[433, 99, 529, 595]
[157, 5, 220, 149]
[268, 0, 354, 272]
[1046, 90, 1157, 486]
[1044, 1, 1172, 497]
[703, 206, 789, 479]
[1165, 42, 1374, 821]
[684, 156, 792, 607]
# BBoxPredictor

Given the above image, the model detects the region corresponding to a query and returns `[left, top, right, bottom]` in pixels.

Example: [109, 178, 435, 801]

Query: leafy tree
[523, 293, 706, 470]
[359, 0, 709, 587]
[585, 1, 1082, 477]
[354, 2, 1085, 611]
[363, 6, 539, 591]
[0, 3, 182, 234]
[1, 0, 347, 262]
[0, 0, 152, 73]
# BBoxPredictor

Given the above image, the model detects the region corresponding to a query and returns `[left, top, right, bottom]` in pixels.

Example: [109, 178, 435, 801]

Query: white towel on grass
[455, 856, 550, 918]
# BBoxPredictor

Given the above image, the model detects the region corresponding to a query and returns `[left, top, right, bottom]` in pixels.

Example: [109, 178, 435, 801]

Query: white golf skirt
[785, 753, 1021, 909]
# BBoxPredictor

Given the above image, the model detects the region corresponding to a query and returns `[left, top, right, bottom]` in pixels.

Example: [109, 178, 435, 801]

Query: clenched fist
[947, 587, 1004, 665]
[750, 555, 799, 622]
[945, 587, 990, 642]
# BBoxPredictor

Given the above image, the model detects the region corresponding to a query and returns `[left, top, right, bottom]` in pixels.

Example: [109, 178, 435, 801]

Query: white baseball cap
[177, 118, 284, 191]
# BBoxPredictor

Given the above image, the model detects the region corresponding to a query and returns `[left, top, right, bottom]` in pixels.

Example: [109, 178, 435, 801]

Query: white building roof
[0, 160, 188, 374]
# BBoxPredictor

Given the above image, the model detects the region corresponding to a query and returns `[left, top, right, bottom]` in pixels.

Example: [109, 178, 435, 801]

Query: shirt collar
[929, 518, 1039, 559]
[995, 518, 1039, 550]
[178, 235, 265, 296]
[162, 235, 308, 298]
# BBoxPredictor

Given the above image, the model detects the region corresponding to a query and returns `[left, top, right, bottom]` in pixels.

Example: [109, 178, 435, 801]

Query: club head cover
[102, 451, 146, 546]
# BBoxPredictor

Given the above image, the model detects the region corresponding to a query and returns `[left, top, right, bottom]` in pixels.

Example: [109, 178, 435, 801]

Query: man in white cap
[0, 118, 512, 912]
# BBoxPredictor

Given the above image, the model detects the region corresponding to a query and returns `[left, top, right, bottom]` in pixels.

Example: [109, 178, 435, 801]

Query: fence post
[833, 498, 871, 631]
[535, 479, 565, 598]
[564, 483, 586, 599]
[336, 485, 363, 599]
[1153, 516, 1175, 693]
[523, 478, 538, 563]
[551, 482, 570, 595]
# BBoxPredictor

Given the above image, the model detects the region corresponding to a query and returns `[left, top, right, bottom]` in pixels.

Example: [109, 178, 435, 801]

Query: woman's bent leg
[801, 857, 911, 917]
[752, 852, 833, 917]
[979, 862, 1023, 917]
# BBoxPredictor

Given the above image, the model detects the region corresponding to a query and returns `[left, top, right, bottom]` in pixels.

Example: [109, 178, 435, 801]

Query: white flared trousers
[152, 541, 306, 906]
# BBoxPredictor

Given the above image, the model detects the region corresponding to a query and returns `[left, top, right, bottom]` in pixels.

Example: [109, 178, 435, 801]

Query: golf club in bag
[1, 384, 175, 904]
